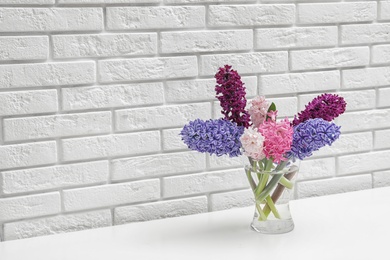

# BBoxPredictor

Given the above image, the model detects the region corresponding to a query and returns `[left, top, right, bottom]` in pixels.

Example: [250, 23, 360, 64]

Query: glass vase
[245, 158, 299, 234]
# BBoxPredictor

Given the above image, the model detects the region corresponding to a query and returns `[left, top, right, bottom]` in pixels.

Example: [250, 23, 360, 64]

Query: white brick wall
[52, 33, 158, 59]
[297, 2, 377, 24]
[0, 0, 388, 242]
[0, 36, 48, 61]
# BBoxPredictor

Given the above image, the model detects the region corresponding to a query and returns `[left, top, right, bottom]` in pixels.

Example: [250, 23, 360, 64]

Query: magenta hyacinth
[292, 93, 346, 126]
[215, 65, 251, 128]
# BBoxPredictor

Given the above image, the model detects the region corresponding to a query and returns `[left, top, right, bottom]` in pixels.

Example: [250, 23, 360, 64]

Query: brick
[0, 193, 60, 222]
[312, 132, 372, 158]
[373, 170, 390, 188]
[165, 76, 257, 103]
[163, 169, 249, 198]
[378, 87, 390, 107]
[115, 103, 211, 132]
[260, 71, 340, 95]
[374, 129, 390, 149]
[337, 109, 390, 132]
[298, 2, 376, 24]
[342, 67, 390, 89]
[372, 44, 390, 65]
[339, 90, 375, 111]
[380, 1, 390, 20]
[0, 8, 103, 32]
[298, 158, 335, 180]
[4, 112, 111, 142]
[114, 197, 207, 224]
[98, 56, 197, 83]
[62, 83, 164, 111]
[208, 154, 246, 170]
[4, 210, 111, 241]
[0, 90, 58, 117]
[297, 175, 372, 199]
[106, 6, 205, 30]
[0, 36, 48, 61]
[166, 0, 254, 3]
[200, 52, 288, 76]
[0, 62, 95, 89]
[255, 27, 337, 50]
[0, 142, 57, 170]
[62, 131, 160, 161]
[162, 128, 188, 151]
[338, 150, 390, 175]
[63, 179, 160, 211]
[210, 189, 253, 211]
[53, 33, 157, 59]
[342, 23, 390, 44]
[161, 30, 252, 54]
[336, 90, 376, 111]
[112, 152, 205, 181]
[298, 90, 375, 112]
[1, 161, 109, 195]
[208, 5, 295, 26]
[59, 0, 159, 3]
[291, 47, 369, 71]
[0, 0, 54, 3]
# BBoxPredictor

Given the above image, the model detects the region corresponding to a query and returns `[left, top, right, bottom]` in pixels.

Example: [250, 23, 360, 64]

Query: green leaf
[268, 102, 276, 112]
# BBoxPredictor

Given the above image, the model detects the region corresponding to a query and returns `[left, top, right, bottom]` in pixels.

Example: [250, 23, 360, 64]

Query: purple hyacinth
[180, 118, 244, 157]
[292, 93, 347, 126]
[288, 118, 341, 160]
[215, 65, 251, 128]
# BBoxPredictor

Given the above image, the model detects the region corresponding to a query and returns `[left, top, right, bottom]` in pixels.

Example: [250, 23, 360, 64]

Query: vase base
[250, 218, 294, 234]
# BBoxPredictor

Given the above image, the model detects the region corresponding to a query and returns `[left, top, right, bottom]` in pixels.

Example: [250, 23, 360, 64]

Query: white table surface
[1, 187, 389, 260]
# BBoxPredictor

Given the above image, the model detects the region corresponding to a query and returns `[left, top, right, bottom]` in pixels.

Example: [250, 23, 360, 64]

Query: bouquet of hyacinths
[180, 65, 346, 233]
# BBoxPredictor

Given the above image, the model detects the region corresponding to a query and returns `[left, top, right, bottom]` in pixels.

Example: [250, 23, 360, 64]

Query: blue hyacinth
[288, 118, 341, 160]
[180, 118, 244, 157]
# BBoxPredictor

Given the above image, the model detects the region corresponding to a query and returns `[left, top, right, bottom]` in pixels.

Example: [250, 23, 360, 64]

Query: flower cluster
[180, 119, 244, 157]
[240, 128, 265, 161]
[292, 93, 346, 126]
[248, 96, 269, 128]
[258, 117, 293, 163]
[215, 65, 251, 128]
[288, 118, 341, 160]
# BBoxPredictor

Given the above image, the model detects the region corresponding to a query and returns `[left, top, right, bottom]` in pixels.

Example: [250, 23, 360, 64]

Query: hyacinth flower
[258, 116, 293, 164]
[292, 93, 346, 126]
[215, 65, 251, 128]
[180, 118, 244, 157]
[289, 118, 341, 160]
[248, 96, 269, 129]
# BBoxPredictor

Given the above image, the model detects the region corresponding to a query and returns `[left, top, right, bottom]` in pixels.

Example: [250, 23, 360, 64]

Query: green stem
[265, 196, 280, 219]
[263, 205, 271, 217]
[255, 173, 269, 197]
[255, 173, 284, 202]
[256, 202, 267, 221]
[246, 169, 257, 192]
[279, 176, 294, 189]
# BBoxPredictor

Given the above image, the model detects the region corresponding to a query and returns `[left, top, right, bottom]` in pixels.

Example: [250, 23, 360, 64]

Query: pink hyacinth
[258, 117, 293, 163]
[240, 128, 265, 161]
[248, 96, 269, 128]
